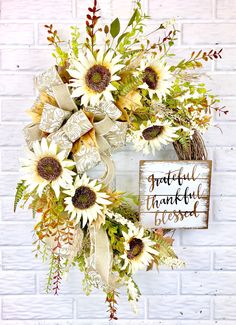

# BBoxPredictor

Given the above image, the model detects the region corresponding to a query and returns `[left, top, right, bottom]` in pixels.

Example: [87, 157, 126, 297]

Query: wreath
[14, 0, 226, 320]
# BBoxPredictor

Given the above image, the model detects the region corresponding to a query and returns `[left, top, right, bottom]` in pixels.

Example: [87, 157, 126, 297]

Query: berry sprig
[86, 0, 102, 51]
[44, 24, 62, 47]
[202, 49, 223, 61]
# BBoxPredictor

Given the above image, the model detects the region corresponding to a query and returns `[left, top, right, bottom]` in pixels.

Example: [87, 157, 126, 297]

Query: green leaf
[14, 180, 27, 212]
[128, 8, 138, 26]
[117, 32, 129, 45]
[110, 18, 120, 38]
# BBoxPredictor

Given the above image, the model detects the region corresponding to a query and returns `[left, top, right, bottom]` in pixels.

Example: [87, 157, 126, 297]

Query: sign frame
[139, 160, 212, 229]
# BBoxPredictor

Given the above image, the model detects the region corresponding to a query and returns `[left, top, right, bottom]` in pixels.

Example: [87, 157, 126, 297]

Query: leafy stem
[44, 24, 68, 66]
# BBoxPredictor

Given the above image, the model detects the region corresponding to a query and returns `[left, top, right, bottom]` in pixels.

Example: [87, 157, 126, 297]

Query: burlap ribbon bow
[23, 66, 128, 186]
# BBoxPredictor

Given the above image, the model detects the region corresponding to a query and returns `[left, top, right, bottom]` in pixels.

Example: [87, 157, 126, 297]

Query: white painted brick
[204, 74, 236, 97]
[0, 322, 89, 325]
[112, 0, 133, 19]
[182, 24, 236, 45]
[148, 296, 210, 319]
[0, 124, 24, 146]
[214, 148, 236, 171]
[204, 124, 236, 147]
[1, 0, 73, 19]
[149, 0, 212, 19]
[77, 295, 145, 319]
[175, 247, 211, 270]
[0, 317, 235, 324]
[181, 272, 236, 295]
[216, 48, 236, 71]
[0, 271, 35, 294]
[214, 296, 236, 319]
[0, 173, 21, 196]
[1, 98, 32, 122]
[213, 197, 236, 221]
[0, 74, 34, 96]
[1, 149, 22, 171]
[1, 197, 31, 221]
[0, 223, 34, 246]
[211, 172, 236, 196]
[0, 322, 74, 325]
[181, 223, 236, 246]
[216, 0, 236, 19]
[0, 24, 34, 45]
[214, 248, 236, 270]
[2, 296, 73, 319]
[2, 248, 46, 270]
[133, 271, 178, 295]
[1, 49, 53, 71]
[215, 99, 236, 121]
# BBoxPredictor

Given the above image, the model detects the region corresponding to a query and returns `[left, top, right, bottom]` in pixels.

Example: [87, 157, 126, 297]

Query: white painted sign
[139, 160, 212, 229]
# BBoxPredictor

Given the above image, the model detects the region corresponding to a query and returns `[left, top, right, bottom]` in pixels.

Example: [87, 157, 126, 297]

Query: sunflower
[130, 120, 179, 155]
[121, 227, 158, 274]
[139, 56, 172, 100]
[20, 138, 75, 198]
[64, 173, 111, 228]
[68, 50, 124, 106]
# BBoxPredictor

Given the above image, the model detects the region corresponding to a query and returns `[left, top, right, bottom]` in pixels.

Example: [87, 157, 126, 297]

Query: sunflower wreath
[14, 0, 226, 320]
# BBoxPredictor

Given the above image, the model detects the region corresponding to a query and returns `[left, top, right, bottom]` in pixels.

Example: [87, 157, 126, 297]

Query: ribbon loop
[40, 103, 71, 133]
[94, 115, 115, 136]
[26, 66, 128, 188]
[52, 84, 78, 112]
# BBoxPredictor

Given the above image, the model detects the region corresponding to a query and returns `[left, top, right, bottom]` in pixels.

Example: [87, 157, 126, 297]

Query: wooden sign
[139, 160, 212, 229]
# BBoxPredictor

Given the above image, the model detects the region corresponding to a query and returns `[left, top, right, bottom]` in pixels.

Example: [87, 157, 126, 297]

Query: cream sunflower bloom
[68, 50, 124, 106]
[139, 56, 172, 100]
[121, 227, 158, 274]
[130, 120, 179, 155]
[64, 173, 111, 228]
[20, 138, 75, 198]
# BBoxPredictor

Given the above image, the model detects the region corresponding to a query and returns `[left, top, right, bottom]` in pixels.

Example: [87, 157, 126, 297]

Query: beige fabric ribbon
[73, 114, 127, 186]
[88, 225, 122, 291]
[89, 225, 114, 288]
[25, 66, 128, 187]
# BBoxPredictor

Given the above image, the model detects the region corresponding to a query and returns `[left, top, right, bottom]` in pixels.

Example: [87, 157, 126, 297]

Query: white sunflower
[121, 227, 158, 274]
[130, 120, 179, 155]
[20, 138, 75, 198]
[64, 173, 111, 228]
[139, 56, 172, 100]
[68, 50, 124, 106]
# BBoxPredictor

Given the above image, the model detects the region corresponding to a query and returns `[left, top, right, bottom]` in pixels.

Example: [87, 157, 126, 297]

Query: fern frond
[119, 74, 143, 96]
[178, 134, 191, 151]
[154, 235, 177, 259]
[14, 180, 27, 212]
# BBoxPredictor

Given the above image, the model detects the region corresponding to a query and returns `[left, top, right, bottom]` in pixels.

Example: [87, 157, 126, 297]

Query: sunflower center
[72, 186, 97, 210]
[142, 125, 163, 141]
[37, 157, 62, 181]
[85, 64, 111, 93]
[127, 238, 144, 260]
[143, 67, 158, 90]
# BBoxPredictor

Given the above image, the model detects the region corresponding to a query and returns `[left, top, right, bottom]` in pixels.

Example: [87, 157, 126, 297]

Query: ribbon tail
[89, 225, 112, 286]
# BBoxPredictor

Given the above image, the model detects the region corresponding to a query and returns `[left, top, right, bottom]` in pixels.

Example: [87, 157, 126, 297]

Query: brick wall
[0, 0, 235, 324]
